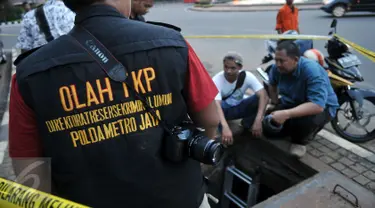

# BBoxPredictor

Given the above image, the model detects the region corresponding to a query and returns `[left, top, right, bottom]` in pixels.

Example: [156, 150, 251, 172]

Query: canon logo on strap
[85, 40, 109, 64]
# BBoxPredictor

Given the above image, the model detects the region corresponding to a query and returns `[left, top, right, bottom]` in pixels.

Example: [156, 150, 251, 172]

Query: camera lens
[188, 134, 224, 165]
[206, 140, 224, 165]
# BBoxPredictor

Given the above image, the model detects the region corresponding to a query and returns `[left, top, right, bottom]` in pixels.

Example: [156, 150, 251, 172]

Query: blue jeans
[219, 95, 259, 132]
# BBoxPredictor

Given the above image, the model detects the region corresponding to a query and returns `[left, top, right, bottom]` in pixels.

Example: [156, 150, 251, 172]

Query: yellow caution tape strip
[2, 32, 374, 62]
[183, 34, 331, 40]
[0, 177, 90, 208]
[334, 34, 375, 63]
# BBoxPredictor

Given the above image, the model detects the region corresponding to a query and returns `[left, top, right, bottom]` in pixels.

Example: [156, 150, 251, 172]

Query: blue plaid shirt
[269, 57, 339, 118]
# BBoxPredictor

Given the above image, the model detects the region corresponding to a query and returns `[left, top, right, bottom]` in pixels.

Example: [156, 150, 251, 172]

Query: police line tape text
[0, 180, 83, 208]
[58, 68, 155, 112]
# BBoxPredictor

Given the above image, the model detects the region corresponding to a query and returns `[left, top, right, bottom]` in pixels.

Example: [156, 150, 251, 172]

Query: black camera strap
[222, 71, 246, 101]
[68, 26, 173, 135]
[35, 5, 54, 42]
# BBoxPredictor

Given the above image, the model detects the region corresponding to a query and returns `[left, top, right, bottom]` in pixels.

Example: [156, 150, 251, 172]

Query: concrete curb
[190, 3, 322, 12]
[0, 21, 21, 26]
[0, 49, 14, 165]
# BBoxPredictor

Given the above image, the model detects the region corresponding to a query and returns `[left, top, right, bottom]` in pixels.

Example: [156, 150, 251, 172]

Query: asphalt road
[144, 3, 375, 149]
[1, 4, 374, 84]
[0, 24, 20, 50]
[145, 3, 375, 89]
[0, 3, 375, 149]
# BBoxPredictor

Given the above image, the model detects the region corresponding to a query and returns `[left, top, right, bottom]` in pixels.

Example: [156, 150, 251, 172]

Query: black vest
[15, 5, 203, 208]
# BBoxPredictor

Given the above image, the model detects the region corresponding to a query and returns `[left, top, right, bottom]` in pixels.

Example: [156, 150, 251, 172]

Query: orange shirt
[276, 4, 299, 33]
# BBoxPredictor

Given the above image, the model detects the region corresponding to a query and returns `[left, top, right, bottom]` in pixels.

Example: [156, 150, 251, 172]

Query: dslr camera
[163, 120, 224, 165]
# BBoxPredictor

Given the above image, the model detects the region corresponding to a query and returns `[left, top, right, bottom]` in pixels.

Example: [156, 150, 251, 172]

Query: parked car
[321, 0, 375, 17]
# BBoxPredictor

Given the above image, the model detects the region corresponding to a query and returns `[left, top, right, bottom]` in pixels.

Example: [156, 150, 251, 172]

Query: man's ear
[294, 56, 300, 62]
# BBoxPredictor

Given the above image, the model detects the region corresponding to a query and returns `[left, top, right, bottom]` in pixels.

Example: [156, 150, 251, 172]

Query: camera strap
[222, 71, 246, 101]
[35, 5, 54, 42]
[68, 26, 173, 135]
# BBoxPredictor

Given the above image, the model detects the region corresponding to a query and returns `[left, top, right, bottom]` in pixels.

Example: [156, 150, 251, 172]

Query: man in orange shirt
[276, 0, 300, 34]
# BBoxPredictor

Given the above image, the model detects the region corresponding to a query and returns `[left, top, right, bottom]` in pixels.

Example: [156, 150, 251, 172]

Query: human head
[131, 0, 153, 17]
[63, 0, 132, 17]
[275, 40, 300, 74]
[22, 2, 31, 12]
[223, 52, 243, 82]
[286, 0, 294, 6]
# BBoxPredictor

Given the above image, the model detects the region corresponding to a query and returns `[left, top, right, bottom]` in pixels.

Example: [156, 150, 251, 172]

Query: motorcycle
[256, 19, 375, 143]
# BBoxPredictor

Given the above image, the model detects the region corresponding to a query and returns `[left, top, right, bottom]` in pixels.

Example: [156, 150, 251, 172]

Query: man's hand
[271, 110, 291, 125]
[251, 119, 263, 138]
[221, 126, 233, 146]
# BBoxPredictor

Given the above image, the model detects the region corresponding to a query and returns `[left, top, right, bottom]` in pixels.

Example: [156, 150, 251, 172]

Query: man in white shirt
[213, 52, 268, 145]
[16, 0, 75, 53]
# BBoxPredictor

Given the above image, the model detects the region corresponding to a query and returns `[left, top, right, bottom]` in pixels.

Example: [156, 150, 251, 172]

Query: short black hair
[223, 52, 243, 67]
[63, 0, 104, 12]
[276, 40, 300, 58]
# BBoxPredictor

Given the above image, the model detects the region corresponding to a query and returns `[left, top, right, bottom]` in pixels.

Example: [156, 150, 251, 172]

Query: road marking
[318, 129, 375, 158]
[0, 141, 7, 165]
[0, 33, 18, 37]
[0, 24, 20, 28]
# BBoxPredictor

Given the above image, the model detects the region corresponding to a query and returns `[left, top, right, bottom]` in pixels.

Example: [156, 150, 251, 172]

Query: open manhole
[203, 134, 375, 207]
[203, 135, 318, 207]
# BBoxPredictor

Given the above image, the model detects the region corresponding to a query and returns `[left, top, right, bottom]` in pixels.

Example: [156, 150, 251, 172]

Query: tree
[0, 0, 24, 22]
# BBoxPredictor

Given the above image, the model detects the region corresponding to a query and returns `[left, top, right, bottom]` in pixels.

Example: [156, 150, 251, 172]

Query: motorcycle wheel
[331, 96, 375, 143]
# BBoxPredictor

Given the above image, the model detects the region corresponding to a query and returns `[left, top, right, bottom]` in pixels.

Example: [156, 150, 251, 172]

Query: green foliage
[0, 1, 24, 22]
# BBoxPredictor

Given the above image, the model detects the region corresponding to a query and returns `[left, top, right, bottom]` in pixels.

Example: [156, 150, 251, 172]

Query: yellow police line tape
[334, 34, 375, 63]
[183, 34, 375, 63]
[0, 177, 90, 208]
[2, 33, 374, 62]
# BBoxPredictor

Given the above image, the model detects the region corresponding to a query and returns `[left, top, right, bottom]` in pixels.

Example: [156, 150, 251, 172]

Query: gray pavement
[0, 25, 20, 49]
[307, 135, 375, 193]
[1, 2, 375, 195]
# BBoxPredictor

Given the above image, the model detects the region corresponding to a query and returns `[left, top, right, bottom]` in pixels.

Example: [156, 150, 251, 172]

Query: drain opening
[204, 138, 318, 207]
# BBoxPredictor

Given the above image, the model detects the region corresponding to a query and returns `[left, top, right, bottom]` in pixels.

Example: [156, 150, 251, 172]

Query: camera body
[163, 120, 224, 165]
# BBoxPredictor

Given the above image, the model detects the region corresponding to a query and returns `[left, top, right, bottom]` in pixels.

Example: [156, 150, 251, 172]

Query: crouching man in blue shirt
[266, 40, 339, 158]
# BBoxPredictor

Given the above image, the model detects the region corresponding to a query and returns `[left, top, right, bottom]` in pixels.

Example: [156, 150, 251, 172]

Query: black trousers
[264, 103, 332, 145]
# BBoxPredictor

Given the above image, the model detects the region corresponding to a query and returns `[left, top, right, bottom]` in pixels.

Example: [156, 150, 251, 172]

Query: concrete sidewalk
[190, 3, 322, 12]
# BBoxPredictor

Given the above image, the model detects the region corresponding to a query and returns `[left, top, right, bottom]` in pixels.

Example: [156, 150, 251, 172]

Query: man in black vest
[8, 0, 220, 207]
